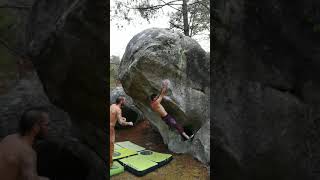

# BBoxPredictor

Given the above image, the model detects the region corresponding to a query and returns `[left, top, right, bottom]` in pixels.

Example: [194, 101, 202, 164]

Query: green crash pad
[114, 144, 123, 150]
[119, 155, 158, 171]
[138, 150, 172, 164]
[113, 148, 137, 160]
[116, 141, 145, 152]
[119, 150, 173, 176]
[110, 161, 124, 176]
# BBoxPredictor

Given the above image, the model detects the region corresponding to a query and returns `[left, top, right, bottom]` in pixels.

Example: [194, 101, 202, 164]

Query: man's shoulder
[110, 104, 119, 108]
[1, 134, 19, 144]
[0, 134, 33, 159]
[110, 104, 116, 110]
[19, 144, 36, 161]
[110, 104, 121, 112]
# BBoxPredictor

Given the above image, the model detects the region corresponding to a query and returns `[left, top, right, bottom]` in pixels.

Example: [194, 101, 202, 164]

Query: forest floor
[111, 119, 209, 180]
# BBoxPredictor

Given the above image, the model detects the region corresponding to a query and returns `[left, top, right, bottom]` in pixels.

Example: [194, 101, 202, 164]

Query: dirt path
[111, 119, 209, 180]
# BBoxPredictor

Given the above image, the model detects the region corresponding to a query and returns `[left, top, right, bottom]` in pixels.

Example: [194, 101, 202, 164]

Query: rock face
[213, 0, 320, 179]
[0, 0, 106, 179]
[0, 72, 72, 139]
[0, 0, 35, 53]
[110, 86, 144, 126]
[26, 0, 107, 179]
[119, 28, 210, 164]
[0, 0, 35, 92]
[35, 137, 105, 180]
[0, 72, 105, 180]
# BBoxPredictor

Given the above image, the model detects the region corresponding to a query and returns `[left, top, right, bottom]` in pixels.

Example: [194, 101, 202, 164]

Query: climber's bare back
[0, 134, 48, 180]
[110, 104, 121, 128]
[151, 100, 168, 117]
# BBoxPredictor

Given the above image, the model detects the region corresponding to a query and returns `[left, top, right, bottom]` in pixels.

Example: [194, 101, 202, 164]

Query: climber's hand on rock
[127, 122, 133, 126]
[162, 79, 169, 87]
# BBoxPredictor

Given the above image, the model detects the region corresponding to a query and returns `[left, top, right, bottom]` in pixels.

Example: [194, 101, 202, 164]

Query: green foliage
[110, 55, 121, 88]
[0, 45, 17, 82]
[0, 9, 18, 82]
[0, 9, 18, 46]
[313, 24, 320, 33]
[110, 65, 118, 88]
[0, 9, 14, 32]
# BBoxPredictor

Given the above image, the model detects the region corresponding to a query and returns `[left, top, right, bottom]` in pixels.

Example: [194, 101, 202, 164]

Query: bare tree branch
[164, 5, 181, 11]
[160, 0, 182, 11]
[126, 0, 182, 12]
[169, 21, 184, 30]
[192, 32, 210, 37]
[159, 0, 182, 4]
[127, 4, 163, 11]
[0, 5, 31, 10]
[0, 37, 23, 59]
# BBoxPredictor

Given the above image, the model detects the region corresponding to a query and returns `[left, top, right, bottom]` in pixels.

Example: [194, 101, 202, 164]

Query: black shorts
[162, 114, 184, 134]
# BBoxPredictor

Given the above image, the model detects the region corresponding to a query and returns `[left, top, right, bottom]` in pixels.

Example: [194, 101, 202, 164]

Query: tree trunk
[182, 0, 189, 36]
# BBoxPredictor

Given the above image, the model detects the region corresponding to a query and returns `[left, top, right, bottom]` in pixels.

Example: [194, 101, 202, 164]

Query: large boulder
[26, 0, 107, 178]
[0, 71, 104, 180]
[0, 0, 35, 53]
[0, 72, 72, 139]
[110, 86, 144, 126]
[0, 0, 106, 179]
[35, 137, 105, 180]
[214, 0, 320, 179]
[119, 28, 210, 164]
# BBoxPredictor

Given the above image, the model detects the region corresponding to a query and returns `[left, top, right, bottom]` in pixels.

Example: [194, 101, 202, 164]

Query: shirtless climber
[0, 107, 50, 180]
[110, 96, 133, 168]
[150, 80, 194, 141]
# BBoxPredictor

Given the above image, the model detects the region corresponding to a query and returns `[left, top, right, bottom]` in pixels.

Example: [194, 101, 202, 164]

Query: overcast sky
[110, 1, 210, 59]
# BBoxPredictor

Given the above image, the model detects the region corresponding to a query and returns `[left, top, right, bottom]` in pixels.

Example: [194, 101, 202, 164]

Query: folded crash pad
[119, 150, 173, 176]
[116, 141, 145, 152]
[110, 161, 124, 177]
[113, 148, 137, 160]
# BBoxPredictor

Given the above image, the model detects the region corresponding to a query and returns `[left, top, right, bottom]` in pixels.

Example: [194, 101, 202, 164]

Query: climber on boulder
[110, 96, 133, 168]
[150, 80, 194, 141]
[0, 107, 50, 180]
